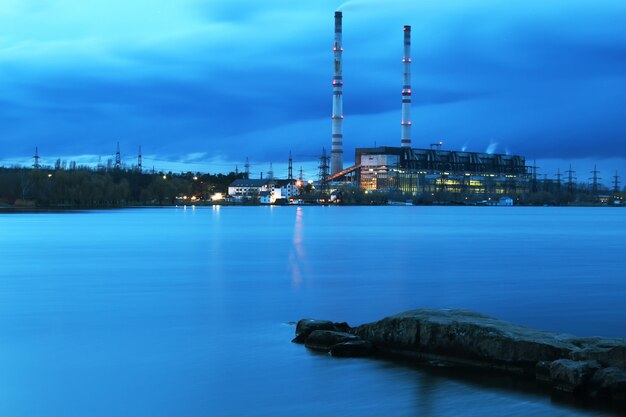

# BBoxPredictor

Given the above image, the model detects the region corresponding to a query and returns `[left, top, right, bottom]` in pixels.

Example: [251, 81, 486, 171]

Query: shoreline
[1, 203, 623, 212]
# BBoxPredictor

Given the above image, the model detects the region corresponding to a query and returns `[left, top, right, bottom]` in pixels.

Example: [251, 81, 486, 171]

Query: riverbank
[293, 309, 626, 409]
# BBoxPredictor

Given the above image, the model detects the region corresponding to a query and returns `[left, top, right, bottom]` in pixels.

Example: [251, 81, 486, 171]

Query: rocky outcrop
[589, 367, 626, 401]
[304, 330, 361, 351]
[293, 308, 626, 406]
[292, 319, 373, 357]
[292, 319, 350, 344]
[351, 309, 577, 373]
[549, 359, 601, 393]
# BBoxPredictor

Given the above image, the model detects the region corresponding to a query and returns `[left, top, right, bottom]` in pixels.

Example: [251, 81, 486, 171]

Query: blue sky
[1, 0, 625, 182]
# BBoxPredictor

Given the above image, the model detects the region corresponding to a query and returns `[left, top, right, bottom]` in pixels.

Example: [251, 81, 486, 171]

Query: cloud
[1, 0, 625, 183]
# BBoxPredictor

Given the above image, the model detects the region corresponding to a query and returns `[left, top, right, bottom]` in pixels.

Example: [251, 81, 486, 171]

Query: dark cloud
[1, 0, 626, 173]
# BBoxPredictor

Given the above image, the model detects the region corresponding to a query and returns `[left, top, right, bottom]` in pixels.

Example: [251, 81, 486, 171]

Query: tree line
[0, 167, 243, 208]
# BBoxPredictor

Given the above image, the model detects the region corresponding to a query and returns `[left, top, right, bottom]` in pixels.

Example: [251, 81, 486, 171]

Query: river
[0, 206, 624, 416]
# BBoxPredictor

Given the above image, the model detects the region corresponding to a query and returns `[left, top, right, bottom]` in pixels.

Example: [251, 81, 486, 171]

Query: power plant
[326, 12, 532, 198]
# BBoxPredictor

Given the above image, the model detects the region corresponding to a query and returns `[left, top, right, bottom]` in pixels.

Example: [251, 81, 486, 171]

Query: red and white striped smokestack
[331, 11, 344, 175]
[401, 25, 412, 148]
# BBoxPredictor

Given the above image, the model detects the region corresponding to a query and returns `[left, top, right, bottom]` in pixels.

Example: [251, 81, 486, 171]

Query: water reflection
[415, 371, 439, 417]
[289, 207, 306, 287]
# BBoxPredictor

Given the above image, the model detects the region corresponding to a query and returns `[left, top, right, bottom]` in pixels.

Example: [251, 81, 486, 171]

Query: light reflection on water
[0, 206, 624, 417]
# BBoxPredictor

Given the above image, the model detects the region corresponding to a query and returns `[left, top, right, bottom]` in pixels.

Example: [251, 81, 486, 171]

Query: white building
[228, 179, 298, 204]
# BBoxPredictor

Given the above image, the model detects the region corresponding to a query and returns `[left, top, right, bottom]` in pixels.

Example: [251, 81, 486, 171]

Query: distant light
[211, 193, 223, 202]
[193, 176, 198, 180]
[47, 173, 52, 178]
[163, 175, 167, 180]
[307, 180, 313, 184]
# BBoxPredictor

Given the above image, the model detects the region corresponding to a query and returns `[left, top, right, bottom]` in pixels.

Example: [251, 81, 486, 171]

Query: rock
[352, 309, 577, 372]
[330, 340, 375, 358]
[569, 338, 626, 368]
[293, 308, 626, 409]
[589, 367, 626, 402]
[536, 361, 552, 383]
[549, 359, 601, 393]
[304, 330, 360, 352]
[292, 319, 351, 344]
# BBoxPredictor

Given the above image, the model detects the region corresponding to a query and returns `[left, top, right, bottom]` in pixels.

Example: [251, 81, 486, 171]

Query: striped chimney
[401, 25, 412, 148]
[331, 11, 344, 174]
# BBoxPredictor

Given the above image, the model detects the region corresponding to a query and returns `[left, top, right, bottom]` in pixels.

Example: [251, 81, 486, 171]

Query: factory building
[354, 147, 529, 195]
[326, 15, 531, 197]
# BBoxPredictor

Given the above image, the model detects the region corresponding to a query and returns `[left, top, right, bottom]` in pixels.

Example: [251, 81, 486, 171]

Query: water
[0, 206, 624, 417]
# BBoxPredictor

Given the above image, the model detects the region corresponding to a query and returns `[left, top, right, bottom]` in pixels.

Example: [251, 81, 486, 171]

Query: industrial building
[350, 146, 529, 195]
[325, 13, 531, 197]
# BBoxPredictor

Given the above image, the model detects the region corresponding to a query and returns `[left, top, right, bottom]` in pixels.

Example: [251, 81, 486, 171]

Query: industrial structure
[33, 147, 41, 169]
[330, 11, 344, 175]
[324, 13, 531, 198]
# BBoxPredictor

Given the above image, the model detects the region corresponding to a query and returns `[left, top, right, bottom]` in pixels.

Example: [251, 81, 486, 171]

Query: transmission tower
[288, 151, 293, 180]
[33, 147, 41, 169]
[531, 160, 539, 193]
[318, 147, 330, 196]
[244, 157, 250, 179]
[235, 165, 239, 175]
[299, 166, 303, 183]
[566, 164, 576, 195]
[590, 165, 601, 195]
[613, 170, 621, 194]
[115, 142, 121, 169]
[137, 146, 143, 171]
[268, 162, 274, 180]
[555, 168, 562, 193]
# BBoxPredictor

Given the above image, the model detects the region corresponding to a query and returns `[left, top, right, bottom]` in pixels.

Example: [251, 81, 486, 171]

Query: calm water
[1, 206, 625, 417]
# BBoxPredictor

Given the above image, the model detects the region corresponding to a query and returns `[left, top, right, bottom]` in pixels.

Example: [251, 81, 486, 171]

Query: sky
[1, 0, 625, 183]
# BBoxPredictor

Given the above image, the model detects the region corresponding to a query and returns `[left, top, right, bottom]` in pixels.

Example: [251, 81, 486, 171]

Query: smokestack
[331, 11, 344, 174]
[401, 25, 412, 148]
